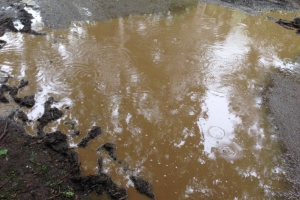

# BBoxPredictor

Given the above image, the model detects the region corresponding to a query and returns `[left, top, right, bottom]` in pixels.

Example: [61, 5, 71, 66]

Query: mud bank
[0, 0, 45, 49]
[263, 70, 300, 199]
[204, 0, 300, 14]
[0, 117, 88, 200]
[0, 81, 155, 199]
[33, 0, 197, 29]
[31, 0, 300, 29]
[0, 118, 153, 200]
[0, 114, 136, 199]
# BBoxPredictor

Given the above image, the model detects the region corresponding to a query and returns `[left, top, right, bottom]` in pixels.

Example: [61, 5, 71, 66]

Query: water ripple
[216, 142, 243, 162]
[66, 62, 101, 81]
[208, 126, 225, 139]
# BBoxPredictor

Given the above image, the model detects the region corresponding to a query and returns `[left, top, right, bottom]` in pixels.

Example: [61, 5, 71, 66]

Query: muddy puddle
[1, 2, 300, 199]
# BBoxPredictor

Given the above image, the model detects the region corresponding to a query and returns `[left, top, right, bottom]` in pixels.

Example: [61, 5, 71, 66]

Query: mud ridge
[97, 142, 156, 199]
[77, 126, 102, 148]
[268, 16, 300, 35]
[0, 79, 35, 107]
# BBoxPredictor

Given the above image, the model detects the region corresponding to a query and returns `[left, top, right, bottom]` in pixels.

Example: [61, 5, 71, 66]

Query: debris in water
[130, 175, 156, 200]
[77, 126, 102, 147]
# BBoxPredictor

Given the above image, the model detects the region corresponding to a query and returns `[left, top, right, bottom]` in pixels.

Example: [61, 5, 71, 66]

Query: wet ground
[1, 0, 300, 199]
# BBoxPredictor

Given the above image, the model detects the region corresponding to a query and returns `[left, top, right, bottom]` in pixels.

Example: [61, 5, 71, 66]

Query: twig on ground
[0, 122, 8, 141]
[0, 177, 11, 189]
[47, 193, 61, 199]
[60, 166, 78, 181]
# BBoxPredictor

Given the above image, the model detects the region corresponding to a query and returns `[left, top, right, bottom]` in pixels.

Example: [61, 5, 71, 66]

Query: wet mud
[97, 143, 118, 161]
[37, 97, 63, 136]
[268, 16, 300, 35]
[130, 176, 156, 200]
[77, 126, 102, 148]
[72, 174, 127, 200]
[16, 109, 29, 123]
[0, 80, 35, 107]
[0, 0, 45, 48]
[96, 142, 155, 199]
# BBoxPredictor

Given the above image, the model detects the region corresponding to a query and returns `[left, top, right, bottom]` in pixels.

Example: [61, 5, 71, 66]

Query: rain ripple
[66, 62, 101, 81]
[216, 142, 243, 162]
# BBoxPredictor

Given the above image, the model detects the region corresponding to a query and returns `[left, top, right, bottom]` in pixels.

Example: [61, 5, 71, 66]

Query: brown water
[1, 2, 300, 199]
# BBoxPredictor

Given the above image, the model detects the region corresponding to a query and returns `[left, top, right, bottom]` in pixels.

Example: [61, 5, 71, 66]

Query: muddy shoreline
[1, 0, 300, 199]
[0, 80, 154, 199]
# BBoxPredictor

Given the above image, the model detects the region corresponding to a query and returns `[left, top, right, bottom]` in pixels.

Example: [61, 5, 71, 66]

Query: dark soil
[0, 80, 155, 200]
[0, 117, 87, 200]
[16, 110, 29, 123]
[0, 116, 131, 200]
[72, 174, 127, 199]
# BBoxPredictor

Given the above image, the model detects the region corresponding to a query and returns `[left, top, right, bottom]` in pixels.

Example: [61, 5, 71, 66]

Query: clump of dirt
[0, 39, 6, 49]
[64, 121, 80, 137]
[16, 110, 29, 123]
[14, 94, 35, 108]
[77, 126, 102, 148]
[97, 157, 103, 173]
[37, 97, 63, 136]
[130, 176, 156, 200]
[97, 143, 117, 161]
[268, 16, 300, 35]
[0, 79, 35, 107]
[18, 79, 29, 89]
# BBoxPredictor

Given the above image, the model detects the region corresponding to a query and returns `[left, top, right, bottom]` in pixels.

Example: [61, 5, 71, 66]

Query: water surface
[1, 3, 300, 199]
